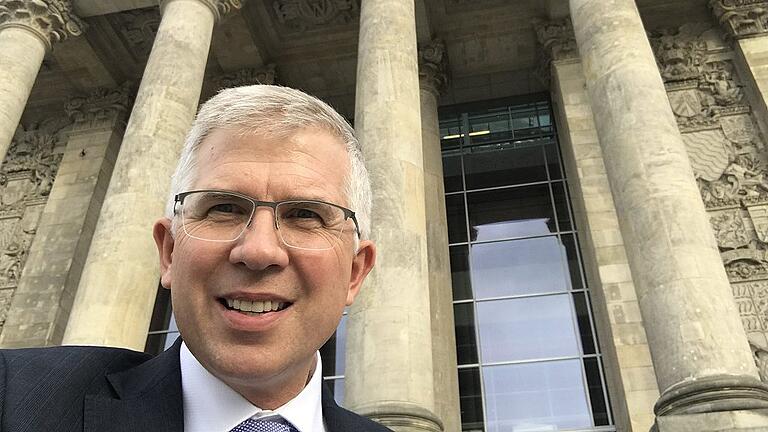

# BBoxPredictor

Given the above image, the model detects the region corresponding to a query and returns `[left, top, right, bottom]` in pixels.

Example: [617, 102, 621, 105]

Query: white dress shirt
[180, 342, 327, 432]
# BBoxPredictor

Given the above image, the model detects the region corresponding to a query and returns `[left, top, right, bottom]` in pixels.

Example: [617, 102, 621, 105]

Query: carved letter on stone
[273, 0, 359, 31]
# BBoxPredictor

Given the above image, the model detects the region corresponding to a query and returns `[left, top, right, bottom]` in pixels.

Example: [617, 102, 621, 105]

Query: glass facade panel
[441, 98, 613, 431]
[463, 144, 548, 189]
[470, 236, 571, 298]
[443, 155, 463, 193]
[451, 245, 473, 300]
[476, 296, 580, 363]
[455, 303, 480, 365]
[482, 360, 592, 431]
[467, 185, 555, 241]
[459, 367, 485, 432]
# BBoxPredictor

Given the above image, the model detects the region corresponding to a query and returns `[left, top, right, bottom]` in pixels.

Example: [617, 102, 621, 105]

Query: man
[0, 85, 389, 432]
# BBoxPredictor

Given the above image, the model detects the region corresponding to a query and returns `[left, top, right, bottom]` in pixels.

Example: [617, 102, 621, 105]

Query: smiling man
[0, 86, 388, 432]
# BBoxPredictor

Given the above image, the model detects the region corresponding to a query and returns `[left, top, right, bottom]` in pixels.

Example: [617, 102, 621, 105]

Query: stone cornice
[418, 39, 449, 97]
[535, 17, 579, 64]
[0, 0, 84, 50]
[212, 64, 277, 90]
[710, 0, 768, 39]
[64, 82, 134, 130]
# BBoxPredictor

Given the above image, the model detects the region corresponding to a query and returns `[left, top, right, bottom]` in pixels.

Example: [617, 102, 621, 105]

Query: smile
[220, 298, 291, 315]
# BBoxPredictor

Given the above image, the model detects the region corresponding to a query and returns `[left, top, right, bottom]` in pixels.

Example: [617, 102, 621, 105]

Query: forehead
[193, 127, 350, 201]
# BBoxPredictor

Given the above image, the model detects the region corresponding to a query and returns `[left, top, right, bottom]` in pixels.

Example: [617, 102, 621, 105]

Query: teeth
[226, 299, 286, 313]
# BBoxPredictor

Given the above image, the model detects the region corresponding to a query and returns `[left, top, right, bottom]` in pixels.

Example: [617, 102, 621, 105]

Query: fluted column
[63, 0, 242, 350]
[570, 0, 768, 418]
[0, 1, 83, 167]
[418, 39, 460, 432]
[346, 0, 441, 430]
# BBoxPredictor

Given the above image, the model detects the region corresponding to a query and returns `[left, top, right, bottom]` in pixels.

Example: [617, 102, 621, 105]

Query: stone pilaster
[570, 0, 768, 421]
[0, 1, 82, 182]
[345, 0, 441, 431]
[62, 0, 242, 350]
[418, 39, 459, 432]
[0, 83, 131, 348]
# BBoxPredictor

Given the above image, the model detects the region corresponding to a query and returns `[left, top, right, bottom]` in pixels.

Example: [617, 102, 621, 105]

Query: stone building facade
[3, 0, 768, 431]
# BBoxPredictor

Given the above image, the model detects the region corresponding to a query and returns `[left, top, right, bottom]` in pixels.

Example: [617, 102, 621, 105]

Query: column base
[655, 375, 768, 416]
[353, 401, 443, 432]
[655, 409, 768, 431]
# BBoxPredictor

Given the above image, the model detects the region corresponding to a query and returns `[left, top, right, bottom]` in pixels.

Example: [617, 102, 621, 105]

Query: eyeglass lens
[180, 191, 348, 250]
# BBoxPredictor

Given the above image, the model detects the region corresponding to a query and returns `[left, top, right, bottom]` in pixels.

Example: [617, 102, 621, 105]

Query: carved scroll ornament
[0, 0, 84, 48]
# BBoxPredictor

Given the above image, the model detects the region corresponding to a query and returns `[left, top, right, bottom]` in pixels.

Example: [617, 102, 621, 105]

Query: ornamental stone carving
[212, 64, 277, 91]
[273, 0, 359, 31]
[651, 24, 710, 82]
[64, 82, 134, 130]
[418, 39, 449, 97]
[710, 0, 768, 39]
[117, 8, 160, 61]
[534, 18, 578, 64]
[0, 0, 84, 49]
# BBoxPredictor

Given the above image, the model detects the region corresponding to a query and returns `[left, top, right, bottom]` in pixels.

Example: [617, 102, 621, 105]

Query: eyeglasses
[174, 189, 360, 251]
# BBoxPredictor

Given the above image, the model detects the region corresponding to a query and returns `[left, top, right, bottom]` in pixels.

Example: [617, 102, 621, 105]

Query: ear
[153, 218, 175, 290]
[346, 240, 376, 306]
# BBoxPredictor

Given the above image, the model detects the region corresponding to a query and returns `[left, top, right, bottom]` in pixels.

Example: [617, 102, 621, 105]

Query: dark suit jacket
[0, 339, 391, 432]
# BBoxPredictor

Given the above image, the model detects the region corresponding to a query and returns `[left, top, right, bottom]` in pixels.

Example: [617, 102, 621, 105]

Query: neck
[227, 355, 317, 410]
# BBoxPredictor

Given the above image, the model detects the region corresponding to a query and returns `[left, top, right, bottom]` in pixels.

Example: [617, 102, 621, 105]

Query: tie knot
[229, 416, 298, 432]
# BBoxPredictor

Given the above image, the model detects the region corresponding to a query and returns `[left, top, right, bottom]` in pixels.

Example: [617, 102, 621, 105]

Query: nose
[228, 207, 289, 271]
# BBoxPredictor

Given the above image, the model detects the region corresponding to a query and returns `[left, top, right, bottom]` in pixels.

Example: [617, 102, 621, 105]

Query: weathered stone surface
[571, 0, 768, 417]
[63, 0, 216, 350]
[345, 0, 441, 431]
[551, 58, 656, 432]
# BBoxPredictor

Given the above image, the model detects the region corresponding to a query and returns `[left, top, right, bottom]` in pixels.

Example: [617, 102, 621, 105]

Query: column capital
[535, 17, 579, 65]
[212, 64, 276, 90]
[162, 0, 243, 22]
[64, 82, 134, 130]
[0, 0, 84, 50]
[710, 0, 768, 39]
[418, 38, 449, 97]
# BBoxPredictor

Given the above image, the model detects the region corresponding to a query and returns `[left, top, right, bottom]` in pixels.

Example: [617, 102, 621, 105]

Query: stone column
[537, 18, 658, 431]
[62, 0, 241, 350]
[570, 0, 768, 418]
[711, 1, 768, 139]
[346, 0, 441, 431]
[418, 39, 460, 432]
[0, 1, 83, 167]
[0, 84, 131, 348]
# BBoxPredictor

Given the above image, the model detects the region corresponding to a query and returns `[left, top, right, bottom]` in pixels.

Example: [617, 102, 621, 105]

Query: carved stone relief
[711, 0, 768, 39]
[418, 39, 449, 97]
[115, 8, 160, 61]
[655, 24, 768, 380]
[534, 18, 578, 87]
[211, 64, 277, 90]
[272, 0, 359, 31]
[0, 121, 66, 332]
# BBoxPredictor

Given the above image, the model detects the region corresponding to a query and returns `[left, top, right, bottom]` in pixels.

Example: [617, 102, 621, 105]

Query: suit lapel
[84, 339, 184, 432]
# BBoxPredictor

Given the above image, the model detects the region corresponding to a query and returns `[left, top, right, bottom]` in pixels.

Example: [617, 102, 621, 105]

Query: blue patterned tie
[229, 416, 299, 432]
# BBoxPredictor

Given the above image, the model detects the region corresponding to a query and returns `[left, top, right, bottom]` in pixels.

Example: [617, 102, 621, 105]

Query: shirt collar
[180, 341, 325, 432]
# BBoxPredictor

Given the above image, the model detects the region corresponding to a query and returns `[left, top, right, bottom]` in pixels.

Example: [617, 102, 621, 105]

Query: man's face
[153, 127, 375, 407]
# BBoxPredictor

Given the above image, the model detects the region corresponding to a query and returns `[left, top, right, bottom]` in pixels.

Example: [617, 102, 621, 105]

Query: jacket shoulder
[326, 404, 394, 432]
[0, 345, 152, 432]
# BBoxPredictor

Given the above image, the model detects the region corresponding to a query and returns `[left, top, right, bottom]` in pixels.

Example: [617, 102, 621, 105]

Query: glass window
[476, 296, 580, 363]
[459, 367, 485, 432]
[454, 303, 479, 365]
[464, 144, 548, 190]
[324, 377, 345, 406]
[482, 360, 592, 431]
[573, 292, 597, 355]
[467, 185, 556, 241]
[447, 194, 468, 244]
[443, 155, 463, 193]
[469, 237, 572, 298]
[552, 181, 572, 232]
[451, 245, 473, 301]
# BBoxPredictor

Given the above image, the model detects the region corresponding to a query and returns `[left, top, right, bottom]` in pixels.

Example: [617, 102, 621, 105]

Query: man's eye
[208, 203, 244, 214]
[290, 208, 321, 219]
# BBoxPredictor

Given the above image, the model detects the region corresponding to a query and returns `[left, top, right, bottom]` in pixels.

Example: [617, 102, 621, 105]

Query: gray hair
[165, 85, 372, 241]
